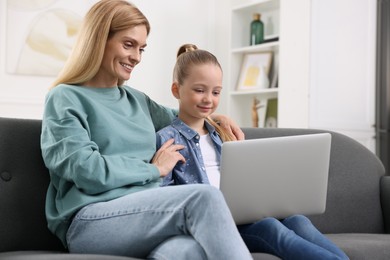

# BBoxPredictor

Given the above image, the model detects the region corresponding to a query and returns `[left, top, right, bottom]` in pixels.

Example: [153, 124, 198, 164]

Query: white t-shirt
[199, 134, 220, 188]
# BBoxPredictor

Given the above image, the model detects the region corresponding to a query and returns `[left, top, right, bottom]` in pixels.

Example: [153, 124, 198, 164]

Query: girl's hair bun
[177, 43, 198, 58]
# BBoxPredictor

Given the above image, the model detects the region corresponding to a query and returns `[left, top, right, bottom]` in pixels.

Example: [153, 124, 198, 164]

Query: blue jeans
[66, 184, 252, 259]
[238, 215, 349, 260]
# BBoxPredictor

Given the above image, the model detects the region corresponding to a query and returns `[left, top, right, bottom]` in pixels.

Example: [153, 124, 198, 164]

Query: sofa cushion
[0, 251, 283, 260]
[0, 251, 139, 260]
[327, 233, 390, 260]
[252, 253, 281, 260]
[0, 118, 65, 252]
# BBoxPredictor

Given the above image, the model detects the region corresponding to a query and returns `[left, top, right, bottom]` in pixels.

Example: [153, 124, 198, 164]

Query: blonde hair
[51, 0, 150, 88]
[174, 43, 235, 142]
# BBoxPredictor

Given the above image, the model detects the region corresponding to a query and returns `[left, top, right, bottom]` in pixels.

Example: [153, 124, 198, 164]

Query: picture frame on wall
[236, 52, 273, 91]
[5, 0, 88, 77]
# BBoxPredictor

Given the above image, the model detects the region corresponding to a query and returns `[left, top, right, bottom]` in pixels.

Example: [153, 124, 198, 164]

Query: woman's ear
[171, 82, 180, 99]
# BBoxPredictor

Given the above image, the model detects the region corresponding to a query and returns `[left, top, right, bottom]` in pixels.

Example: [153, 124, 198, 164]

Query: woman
[40, 0, 251, 259]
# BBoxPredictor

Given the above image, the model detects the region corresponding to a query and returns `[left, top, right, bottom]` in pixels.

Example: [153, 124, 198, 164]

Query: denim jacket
[156, 117, 222, 186]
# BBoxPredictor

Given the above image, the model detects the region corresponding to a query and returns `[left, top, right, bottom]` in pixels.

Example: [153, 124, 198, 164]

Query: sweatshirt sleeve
[41, 89, 161, 195]
[144, 93, 178, 131]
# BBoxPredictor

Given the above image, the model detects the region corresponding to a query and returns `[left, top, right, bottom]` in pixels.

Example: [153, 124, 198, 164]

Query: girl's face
[93, 25, 148, 87]
[174, 63, 223, 123]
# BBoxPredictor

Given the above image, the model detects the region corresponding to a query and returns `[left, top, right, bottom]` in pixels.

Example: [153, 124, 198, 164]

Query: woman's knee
[148, 235, 206, 260]
[188, 184, 223, 203]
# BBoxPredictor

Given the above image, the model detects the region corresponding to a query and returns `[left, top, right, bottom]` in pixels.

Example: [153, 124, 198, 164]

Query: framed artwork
[5, 0, 95, 77]
[236, 52, 273, 91]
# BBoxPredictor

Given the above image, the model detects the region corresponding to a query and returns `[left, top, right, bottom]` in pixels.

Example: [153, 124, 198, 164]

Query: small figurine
[252, 97, 264, 127]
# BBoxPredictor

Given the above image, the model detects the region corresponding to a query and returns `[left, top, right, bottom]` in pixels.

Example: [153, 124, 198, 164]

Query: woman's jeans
[66, 184, 252, 260]
[238, 215, 349, 260]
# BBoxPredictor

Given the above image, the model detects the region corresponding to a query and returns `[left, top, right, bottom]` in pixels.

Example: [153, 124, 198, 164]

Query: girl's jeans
[66, 184, 252, 260]
[238, 215, 349, 260]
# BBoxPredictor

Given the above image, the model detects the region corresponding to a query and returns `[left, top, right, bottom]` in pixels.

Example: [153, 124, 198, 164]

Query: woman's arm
[41, 116, 161, 195]
[210, 114, 245, 140]
[41, 87, 163, 195]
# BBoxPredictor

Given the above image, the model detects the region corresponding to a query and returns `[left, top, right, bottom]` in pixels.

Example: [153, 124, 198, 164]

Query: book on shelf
[265, 98, 278, 128]
[269, 67, 278, 89]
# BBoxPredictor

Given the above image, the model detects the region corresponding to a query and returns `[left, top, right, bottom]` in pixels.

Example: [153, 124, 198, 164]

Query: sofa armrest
[381, 175, 390, 233]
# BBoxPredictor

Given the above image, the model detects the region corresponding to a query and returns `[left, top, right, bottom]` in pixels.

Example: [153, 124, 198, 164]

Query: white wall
[0, 1, 96, 119]
[0, 0, 378, 154]
[278, 0, 311, 128]
[309, 0, 377, 152]
[0, 0, 222, 119]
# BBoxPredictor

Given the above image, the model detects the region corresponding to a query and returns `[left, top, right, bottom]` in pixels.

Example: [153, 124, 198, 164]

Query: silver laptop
[219, 133, 331, 224]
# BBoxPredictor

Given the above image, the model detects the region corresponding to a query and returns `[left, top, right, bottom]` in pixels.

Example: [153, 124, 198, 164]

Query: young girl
[156, 43, 349, 260]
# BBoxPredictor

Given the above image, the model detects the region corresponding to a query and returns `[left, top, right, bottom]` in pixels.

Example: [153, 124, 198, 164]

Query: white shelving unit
[228, 0, 280, 128]
[226, 0, 376, 153]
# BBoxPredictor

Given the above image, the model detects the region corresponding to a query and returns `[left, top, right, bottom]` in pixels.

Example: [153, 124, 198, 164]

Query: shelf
[230, 88, 278, 99]
[231, 0, 280, 50]
[231, 41, 279, 54]
[232, 0, 279, 12]
[228, 0, 280, 128]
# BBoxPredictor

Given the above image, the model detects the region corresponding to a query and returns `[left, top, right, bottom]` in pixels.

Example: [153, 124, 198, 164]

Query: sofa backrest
[0, 117, 65, 252]
[243, 127, 386, 234]
[0, 117, 386, 253]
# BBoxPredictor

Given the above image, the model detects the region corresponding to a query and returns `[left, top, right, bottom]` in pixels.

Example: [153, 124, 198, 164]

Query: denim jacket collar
[171, 117, 219, 141]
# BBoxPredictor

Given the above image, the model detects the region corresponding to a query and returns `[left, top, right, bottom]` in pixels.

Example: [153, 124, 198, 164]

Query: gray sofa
[0, 117, 389, 260]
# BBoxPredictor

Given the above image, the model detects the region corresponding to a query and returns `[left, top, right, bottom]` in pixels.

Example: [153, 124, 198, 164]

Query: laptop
[219, 133, 331, 224]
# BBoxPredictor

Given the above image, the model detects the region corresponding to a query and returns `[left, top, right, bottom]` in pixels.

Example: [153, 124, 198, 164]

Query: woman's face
[95, 25, 148, 87]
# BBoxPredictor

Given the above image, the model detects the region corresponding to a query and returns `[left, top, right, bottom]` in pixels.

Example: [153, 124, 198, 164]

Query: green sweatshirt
[41, 84, 176, 246]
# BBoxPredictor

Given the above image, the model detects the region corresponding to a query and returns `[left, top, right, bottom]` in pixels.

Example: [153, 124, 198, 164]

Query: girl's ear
[171, 82, 180, 99]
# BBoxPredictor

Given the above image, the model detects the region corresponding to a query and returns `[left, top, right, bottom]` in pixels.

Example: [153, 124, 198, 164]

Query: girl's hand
[211, 114, 245, 141]
[152, 139, 185, 177]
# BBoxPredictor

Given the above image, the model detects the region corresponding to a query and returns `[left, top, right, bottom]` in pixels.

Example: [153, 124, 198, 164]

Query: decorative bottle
[250, 13, 264, 45]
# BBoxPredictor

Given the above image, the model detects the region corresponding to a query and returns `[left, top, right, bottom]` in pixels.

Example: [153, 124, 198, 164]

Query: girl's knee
[254, 217, 285, 233]
[282, 215, 318, 236]
[242, 217, 293, 238]
[260, 217, 281, 226]
[283, 214, 311, 226]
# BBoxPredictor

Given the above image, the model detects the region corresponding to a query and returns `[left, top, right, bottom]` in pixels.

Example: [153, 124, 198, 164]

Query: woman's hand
[152, 139, 185, 177]
[211, 114, 245, 141]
